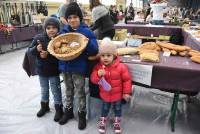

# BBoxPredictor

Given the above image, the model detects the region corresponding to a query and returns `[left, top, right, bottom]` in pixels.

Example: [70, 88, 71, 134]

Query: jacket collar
[62, 23, 88, 33]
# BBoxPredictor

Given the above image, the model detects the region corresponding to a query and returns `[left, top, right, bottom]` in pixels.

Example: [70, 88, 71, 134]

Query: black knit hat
[65, 2, 83, 21]
[44, 17, 60, 31]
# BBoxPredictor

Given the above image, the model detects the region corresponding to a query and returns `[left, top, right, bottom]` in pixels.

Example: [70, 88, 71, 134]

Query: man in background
[125, 3, 135, 24]
[58, 0, 77, 28]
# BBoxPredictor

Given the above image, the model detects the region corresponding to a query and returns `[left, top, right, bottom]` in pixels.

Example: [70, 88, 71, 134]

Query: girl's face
[46, 25, 58, 38]
[67, 15, 80, 29]
[100, 53, 115, 66]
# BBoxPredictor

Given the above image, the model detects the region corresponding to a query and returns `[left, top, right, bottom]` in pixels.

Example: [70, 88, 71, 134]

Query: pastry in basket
[54, 42, 62, 49]
[60, 46, 71, 53]
[48, 33, 89, 61]
[140, 52, 160, 62]
[191, 56, 200, 64]
[54, 48, 62, 54]
[117, 47, 139, 55]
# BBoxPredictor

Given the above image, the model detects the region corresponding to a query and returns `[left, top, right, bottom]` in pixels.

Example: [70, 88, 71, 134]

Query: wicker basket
[48, 33, 88, 61]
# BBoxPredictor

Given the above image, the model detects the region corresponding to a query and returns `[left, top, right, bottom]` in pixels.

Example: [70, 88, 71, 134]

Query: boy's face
[100, 53, 115, 66]
[67, 15, 80, 29]
[46, 25, 58, 38]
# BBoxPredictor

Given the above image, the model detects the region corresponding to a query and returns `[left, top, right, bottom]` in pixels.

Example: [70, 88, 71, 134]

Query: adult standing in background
[150, 2, 167, 25]
[58, 0, 76, 28]
[110, 5, 119, 24]
[89, 0, 115, 40]
[125, 3, 135, 24]
[144, 3, 151, 21]
[88, 0, 115, 100]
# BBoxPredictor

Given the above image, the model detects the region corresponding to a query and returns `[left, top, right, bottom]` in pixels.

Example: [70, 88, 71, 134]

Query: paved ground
[0, 48, 200, 134]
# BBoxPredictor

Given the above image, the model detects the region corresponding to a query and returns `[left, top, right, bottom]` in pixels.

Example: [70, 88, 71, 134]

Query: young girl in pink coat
[90, 38, 132, 134]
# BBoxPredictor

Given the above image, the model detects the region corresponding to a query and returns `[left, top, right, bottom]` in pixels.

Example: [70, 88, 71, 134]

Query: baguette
[191, 56, 200, 64]
[188, 49, 200, 57]
[156, 41, 187, 51]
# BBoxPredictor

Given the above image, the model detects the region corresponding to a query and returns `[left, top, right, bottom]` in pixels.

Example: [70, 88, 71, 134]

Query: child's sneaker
[113, 117, 122, 134]
[98, 117, 107, 133]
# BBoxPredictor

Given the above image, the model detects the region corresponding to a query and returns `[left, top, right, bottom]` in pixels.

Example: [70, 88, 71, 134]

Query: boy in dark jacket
[29, 17, 63, 122]
[58, 2, 98, 130]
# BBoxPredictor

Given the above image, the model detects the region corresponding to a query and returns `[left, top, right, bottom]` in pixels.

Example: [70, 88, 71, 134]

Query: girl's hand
[40, 50, 48, 59]
[37, 40, 43, 52]
[98, 69, 105, 77]
[123, 94, 131, 102]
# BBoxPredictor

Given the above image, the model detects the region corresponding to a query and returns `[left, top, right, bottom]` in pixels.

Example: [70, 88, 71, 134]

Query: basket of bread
[48, 33, 88, 61]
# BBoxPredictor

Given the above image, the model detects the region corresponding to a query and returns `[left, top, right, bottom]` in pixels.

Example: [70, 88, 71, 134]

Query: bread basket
[48, 33, 88, 61]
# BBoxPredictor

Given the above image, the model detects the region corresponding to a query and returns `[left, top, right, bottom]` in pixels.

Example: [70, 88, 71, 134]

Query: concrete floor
[0, 48, 200, 134]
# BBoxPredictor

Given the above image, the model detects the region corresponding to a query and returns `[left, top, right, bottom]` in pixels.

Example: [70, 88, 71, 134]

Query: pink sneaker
[113, 117, 122, 134]
[98, 117, 107, 133]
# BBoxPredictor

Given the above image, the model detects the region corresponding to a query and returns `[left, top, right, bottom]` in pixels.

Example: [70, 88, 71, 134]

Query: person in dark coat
[144, 3, 151, 21]
[89, 0, 115, 40]
[29, 17, 63, 122]
[109, 5, 119, 24]
[125, 3, 135, 24]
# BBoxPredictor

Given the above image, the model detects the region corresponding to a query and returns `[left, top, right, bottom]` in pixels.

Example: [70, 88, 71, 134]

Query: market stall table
[182, 29, 200, 50]
[114, 24, 183, 44]
[120, 54, 200, 132]
[0, 25, 43, 53]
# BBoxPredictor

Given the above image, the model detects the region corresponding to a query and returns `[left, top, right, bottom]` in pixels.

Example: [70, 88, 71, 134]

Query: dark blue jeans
[39, 75, 62, 104]
[101, 100, 122, 117]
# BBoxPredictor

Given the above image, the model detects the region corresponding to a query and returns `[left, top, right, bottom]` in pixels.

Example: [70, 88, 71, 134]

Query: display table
[0, 25, 43, 53]
[121, 55, 200, 92]
[120, 54, 200, 132]
[114, 24, 183, 44]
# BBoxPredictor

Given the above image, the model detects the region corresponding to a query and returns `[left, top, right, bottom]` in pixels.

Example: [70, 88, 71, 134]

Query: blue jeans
[101, 100, 122, 117]
[39, 75, 62, 104]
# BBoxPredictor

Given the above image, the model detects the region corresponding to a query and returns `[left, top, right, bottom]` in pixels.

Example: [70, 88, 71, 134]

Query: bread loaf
[191, 56, 200, 64]
[140, 52, 160, 62]
[117, 47, 139, 55]
[179, 51, 188, 57]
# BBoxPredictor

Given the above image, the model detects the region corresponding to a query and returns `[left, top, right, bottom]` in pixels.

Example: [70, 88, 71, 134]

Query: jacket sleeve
[121, 64, 132, 94]
[90, 18, 101, 31]
[90, 64, 101, 84]
[28, 36, 39, 56]
[85, 30, 99, 56]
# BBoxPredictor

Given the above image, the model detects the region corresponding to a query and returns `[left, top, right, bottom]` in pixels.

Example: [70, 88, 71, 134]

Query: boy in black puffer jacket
[29, 17, 63, 122]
